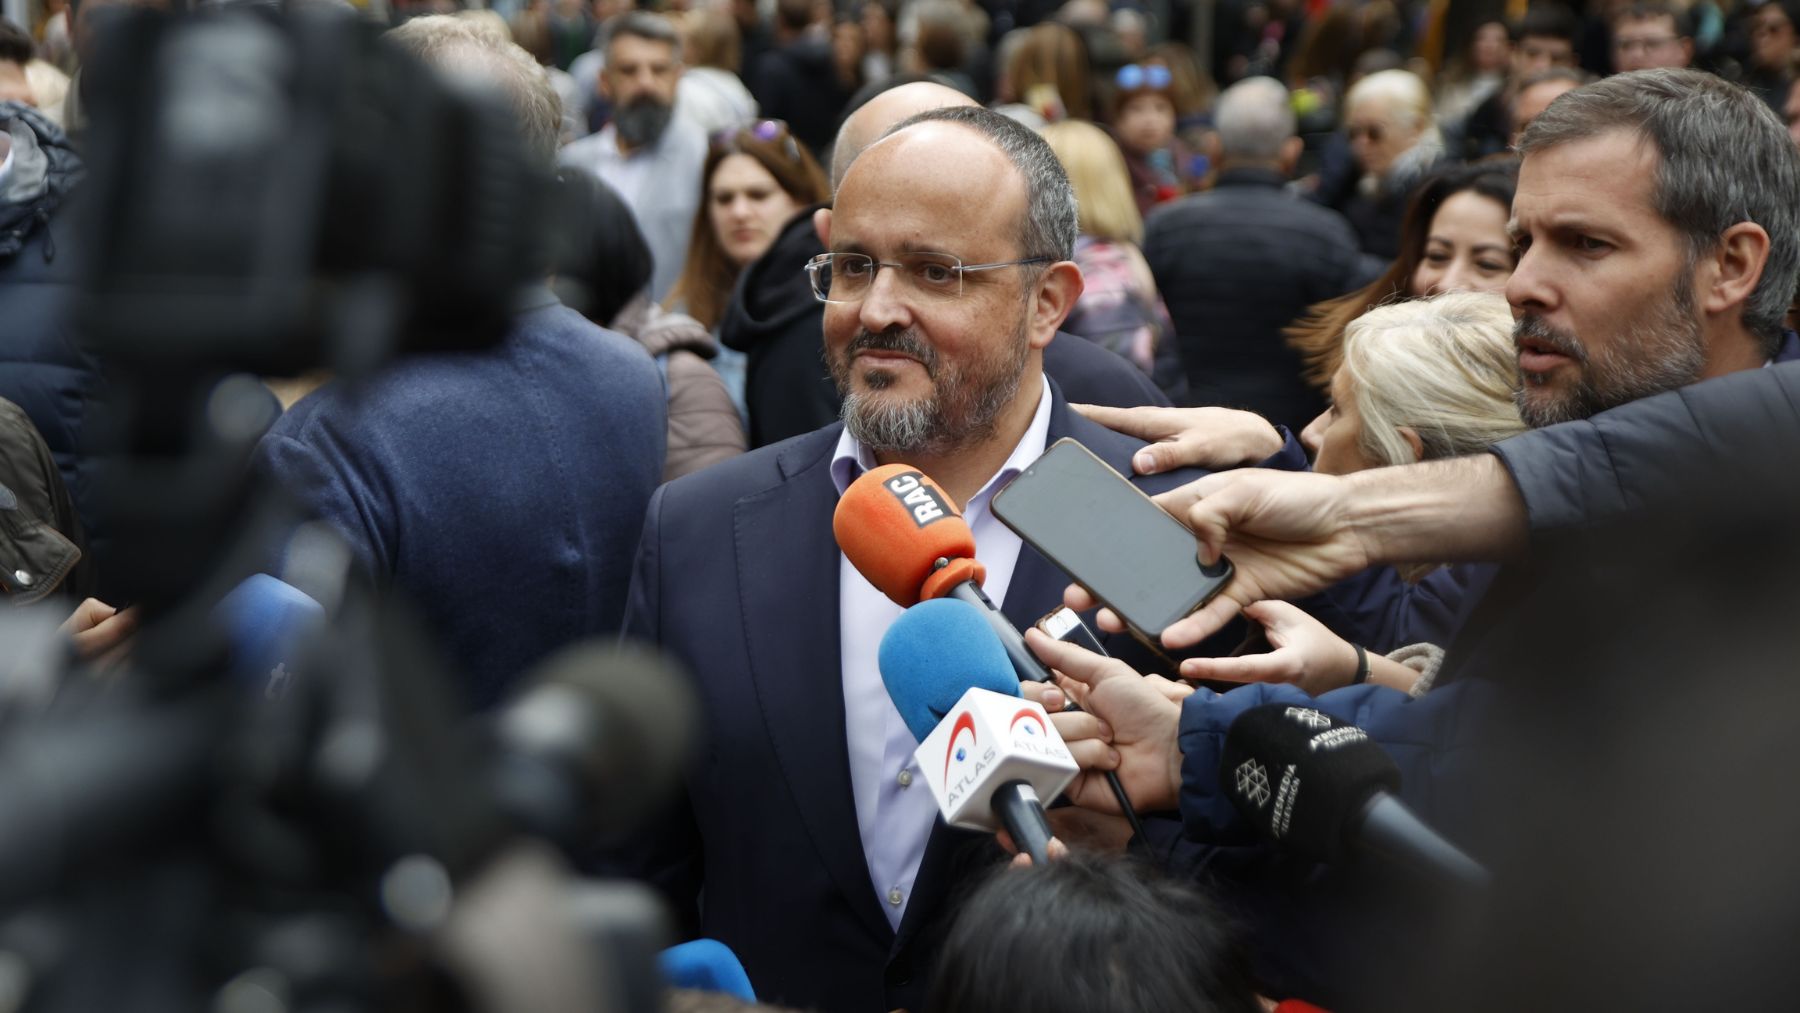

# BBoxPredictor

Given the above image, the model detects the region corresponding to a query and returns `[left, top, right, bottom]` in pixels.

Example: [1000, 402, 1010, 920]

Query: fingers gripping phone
[993, 438, 1232, 646]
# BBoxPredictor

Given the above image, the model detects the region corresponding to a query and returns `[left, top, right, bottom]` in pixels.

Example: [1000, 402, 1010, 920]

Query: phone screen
[994, 439, 1231, 638]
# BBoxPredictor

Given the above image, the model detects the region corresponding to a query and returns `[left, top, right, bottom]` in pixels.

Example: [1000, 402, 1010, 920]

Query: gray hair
[1519, 68, 1800, 354]
[602, 11, 684, 63]
[388, 15, 562, 167]
[1214, 76, 1295, 162]
[881, 104, 1078, 261]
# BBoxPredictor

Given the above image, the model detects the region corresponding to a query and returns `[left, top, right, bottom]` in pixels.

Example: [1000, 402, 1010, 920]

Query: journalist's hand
[1071, 404, 1284, 474]
[1024, 628, 1182, 814]
[1177, 600, 1361, 694]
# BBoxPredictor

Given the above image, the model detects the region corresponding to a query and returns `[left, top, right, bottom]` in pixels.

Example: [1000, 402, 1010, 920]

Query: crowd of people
[4, 0, 1800, 1010]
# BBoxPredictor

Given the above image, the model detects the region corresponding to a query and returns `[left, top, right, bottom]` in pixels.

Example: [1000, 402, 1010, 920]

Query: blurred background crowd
[12, 0, 1800, 470]
[4, 0, 1800, 1010]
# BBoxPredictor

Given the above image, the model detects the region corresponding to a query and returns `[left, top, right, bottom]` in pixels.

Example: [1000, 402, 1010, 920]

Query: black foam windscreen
[1219, 703, 1401, 862]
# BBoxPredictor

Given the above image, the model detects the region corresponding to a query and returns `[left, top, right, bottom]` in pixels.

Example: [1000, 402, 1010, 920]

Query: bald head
[831, 81, 977, 189]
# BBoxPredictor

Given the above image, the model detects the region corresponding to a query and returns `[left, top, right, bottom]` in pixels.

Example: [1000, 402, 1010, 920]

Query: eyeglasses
[714, 118, 803, 164]
[1346, 122, 1386, 142]
[804, 251, 1053, 303]
[1115, 63, 1173, 91]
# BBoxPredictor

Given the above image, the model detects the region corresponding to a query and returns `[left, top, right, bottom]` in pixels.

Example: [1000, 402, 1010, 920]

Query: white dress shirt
[557, 114, 707, 303]
[829, 385, 1052, 929]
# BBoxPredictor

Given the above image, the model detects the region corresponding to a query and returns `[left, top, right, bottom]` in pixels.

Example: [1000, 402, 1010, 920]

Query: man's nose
[857, 264, 914, 333]
[1505, 246, 1555, 315]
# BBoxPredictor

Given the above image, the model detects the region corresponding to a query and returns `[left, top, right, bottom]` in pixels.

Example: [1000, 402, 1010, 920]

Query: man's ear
[1279, 135, 1304, 177]
[597, 68, 614, 102]
[1700, 221, 1770, 320]
[813, 207, 832, 248]
[1397, 425, 1425, 464]
[1027, 261, 1085, 350]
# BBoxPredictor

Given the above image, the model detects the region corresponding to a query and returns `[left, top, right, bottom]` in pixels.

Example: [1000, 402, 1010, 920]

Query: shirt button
[897, 769, 913, 788]
[887, 888, 904, 907]
[12, 570, 31, 587]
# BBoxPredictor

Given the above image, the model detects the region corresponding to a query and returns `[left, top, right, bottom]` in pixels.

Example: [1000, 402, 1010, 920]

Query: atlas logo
[1009, 710, 1047, 738]
[884, 472, 952, 527]
[943, 710, 1000, 807]
[943, 712, 977, 787]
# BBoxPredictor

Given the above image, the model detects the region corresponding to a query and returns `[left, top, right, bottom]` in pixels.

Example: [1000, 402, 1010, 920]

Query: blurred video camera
[0, 8, 691, 1013]
[78, 3, 550, 378]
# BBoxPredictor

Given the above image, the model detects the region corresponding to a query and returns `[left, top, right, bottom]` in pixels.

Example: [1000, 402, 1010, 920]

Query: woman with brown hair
[1004, 22, 1092, 123]
[1286, 158, 1518, 391]
[665, 119, 831, 334]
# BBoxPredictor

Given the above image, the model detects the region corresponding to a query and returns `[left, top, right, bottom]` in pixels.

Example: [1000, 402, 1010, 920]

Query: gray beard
[614, 98, 672, 149]
[835, 323, 1029, 456]
[1513, 280, 1707, 428]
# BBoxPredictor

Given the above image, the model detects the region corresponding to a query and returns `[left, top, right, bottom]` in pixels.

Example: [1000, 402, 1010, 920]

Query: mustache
[847, 328, 938, 376]
[1513, 314, 1589, 364]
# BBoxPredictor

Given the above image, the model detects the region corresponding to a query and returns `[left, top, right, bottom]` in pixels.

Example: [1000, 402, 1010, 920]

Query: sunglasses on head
[1115, 63, 1173, 92]
[713, 119, 803, 163]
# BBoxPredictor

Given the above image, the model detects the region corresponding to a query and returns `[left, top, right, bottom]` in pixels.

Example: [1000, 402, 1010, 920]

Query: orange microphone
[836, 464, 1148, 833]
[833, 465, 987, 607]
[835, 465, 1055, 684]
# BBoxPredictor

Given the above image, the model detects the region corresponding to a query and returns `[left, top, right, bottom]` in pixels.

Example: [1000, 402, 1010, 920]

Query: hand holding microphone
[838, 463, 1146, 834]
[878, 598, 1079, 867]
[1022, 629, 1184, 815]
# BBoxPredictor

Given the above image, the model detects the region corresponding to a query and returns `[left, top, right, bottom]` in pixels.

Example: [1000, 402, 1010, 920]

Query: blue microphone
[878, 599, 1062, 865]
[878, 597, 1019, 742]
[660, 938, 757, 1002]
[213, 573, 325, 700]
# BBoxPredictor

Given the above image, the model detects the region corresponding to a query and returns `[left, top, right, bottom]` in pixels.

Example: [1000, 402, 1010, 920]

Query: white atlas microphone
[914, 686, 1079, 857]
[880, 599, 1081, 865]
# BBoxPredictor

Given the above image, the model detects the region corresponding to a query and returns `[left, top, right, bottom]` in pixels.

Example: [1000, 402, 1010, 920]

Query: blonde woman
[1301, 291, 1523, 475]
[1184, 292, 1525, 696]
[1040, 120, 1187, 401]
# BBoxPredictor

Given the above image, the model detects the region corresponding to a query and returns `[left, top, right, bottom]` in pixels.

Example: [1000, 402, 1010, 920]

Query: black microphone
[1220, 703, 1489, 891]
[492, 641, 699, 852]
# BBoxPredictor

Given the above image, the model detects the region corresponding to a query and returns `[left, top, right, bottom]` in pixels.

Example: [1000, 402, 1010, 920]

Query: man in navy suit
[619, 105, 1304, 1012]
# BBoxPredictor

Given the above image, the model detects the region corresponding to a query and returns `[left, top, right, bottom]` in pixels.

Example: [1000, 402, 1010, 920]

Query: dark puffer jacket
[0, 102, 96, 548]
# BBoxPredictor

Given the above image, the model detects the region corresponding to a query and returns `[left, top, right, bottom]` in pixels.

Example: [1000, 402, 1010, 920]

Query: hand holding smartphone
[994, 438, 1232, 649]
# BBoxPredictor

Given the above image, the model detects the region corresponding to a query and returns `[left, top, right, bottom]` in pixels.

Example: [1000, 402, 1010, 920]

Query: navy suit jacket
[619, 380, 1283, 1012]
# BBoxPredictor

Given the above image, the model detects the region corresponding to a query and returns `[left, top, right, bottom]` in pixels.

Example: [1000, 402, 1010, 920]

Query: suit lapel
[735, 428, 894, 943]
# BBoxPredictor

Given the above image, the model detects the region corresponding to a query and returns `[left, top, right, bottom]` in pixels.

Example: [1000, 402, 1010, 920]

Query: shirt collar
[830, 381, 1052, 506]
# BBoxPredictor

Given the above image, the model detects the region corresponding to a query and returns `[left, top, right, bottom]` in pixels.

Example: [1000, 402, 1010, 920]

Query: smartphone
[1036, 611, 1101, 658]
[1036, 606, 1109, 657]
[993, 438, 1232, 643]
